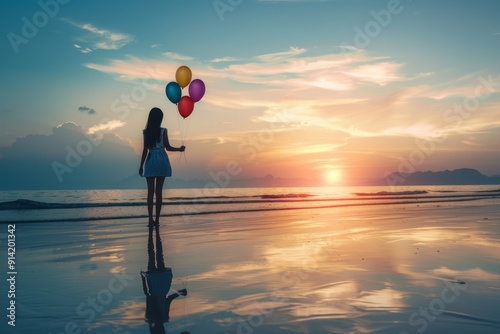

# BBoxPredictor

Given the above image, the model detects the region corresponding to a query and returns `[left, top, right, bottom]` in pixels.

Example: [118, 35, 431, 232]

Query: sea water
[1, 185, 499, 224]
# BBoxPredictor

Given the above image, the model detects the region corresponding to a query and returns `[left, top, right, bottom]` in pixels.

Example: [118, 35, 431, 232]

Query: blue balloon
[166, 81, 181, 104]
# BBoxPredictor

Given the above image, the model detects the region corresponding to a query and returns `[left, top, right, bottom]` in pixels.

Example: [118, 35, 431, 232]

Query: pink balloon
[188, 79, 206, 103]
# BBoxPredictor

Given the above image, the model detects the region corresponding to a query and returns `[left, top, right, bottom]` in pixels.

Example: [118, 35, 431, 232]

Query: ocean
[1, 185, 500, 224]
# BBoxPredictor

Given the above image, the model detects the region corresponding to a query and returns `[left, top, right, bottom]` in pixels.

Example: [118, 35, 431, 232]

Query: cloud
[0, 122, 138, 190]
[255, 46, 306, 62]
[87, 120, 126, 134]
[84, 47, 403, 98]
[342, 62, 402, 86]
[163, 52, 193, 61]
[400, 72, 500, 101]
[210, 56, 239, 63]
[78, 106, 96, 115]
[82, 48, 426, 144]
[74, 44, 92, 54]
[83, 47, 500, 149]
[63, 19, 133, 52]
[85, 56, 177, 94]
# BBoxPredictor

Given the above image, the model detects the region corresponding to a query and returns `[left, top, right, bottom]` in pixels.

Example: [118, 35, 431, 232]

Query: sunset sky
[1, 0, 500, 189]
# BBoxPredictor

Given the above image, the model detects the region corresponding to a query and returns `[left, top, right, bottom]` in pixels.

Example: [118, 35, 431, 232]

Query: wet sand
[2, 199, 500, 333]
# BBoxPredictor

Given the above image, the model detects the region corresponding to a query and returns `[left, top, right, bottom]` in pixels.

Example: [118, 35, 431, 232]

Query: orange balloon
[176, 66, 192, 89]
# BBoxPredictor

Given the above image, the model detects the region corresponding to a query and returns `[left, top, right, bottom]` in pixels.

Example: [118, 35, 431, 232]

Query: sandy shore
[1, 198, 500, 333]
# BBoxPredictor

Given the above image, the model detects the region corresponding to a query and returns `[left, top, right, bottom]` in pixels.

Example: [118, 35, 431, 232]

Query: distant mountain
[379, 168, 500, 186]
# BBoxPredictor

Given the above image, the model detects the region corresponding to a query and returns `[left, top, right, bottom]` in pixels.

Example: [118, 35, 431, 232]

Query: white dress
[143, 128, 172, 177]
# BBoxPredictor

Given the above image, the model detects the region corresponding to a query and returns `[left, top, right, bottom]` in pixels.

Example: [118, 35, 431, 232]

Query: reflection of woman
[141, 224, 187, 333]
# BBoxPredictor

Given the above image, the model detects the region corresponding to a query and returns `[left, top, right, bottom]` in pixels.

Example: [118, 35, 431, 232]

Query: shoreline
[1, 193, 499, 224]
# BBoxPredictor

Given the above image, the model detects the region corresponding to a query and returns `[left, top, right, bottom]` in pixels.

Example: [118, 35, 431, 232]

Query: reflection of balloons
[165, 81, 181, 104]
[176, 66, 192, 89]
[178, 96, 194, 118]
[188, 79, 206, 103]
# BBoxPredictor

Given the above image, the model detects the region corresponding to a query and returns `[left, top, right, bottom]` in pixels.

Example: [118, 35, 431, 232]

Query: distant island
[378, 168, 500, 186]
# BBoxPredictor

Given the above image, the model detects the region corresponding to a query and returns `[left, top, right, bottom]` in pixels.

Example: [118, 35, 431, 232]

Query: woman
[139, 107, 185, 226]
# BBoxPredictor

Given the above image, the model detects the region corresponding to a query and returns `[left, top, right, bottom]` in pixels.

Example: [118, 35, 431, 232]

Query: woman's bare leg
[146, 177, 155, 226]
[155, 177, 165, 224]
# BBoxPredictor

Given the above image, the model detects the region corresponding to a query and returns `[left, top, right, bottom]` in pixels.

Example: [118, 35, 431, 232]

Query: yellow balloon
[176, 66, 192, 89]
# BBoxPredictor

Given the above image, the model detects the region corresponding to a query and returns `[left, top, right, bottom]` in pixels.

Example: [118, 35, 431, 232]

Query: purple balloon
[188, 79, 206, 103]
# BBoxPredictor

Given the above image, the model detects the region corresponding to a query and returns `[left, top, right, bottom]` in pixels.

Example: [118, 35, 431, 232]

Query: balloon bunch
[165, 66, 206, 118]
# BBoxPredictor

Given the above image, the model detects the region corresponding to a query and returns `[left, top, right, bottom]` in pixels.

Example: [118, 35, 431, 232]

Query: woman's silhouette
[139, 107, 185, 226]
[141, 224, 187, 333]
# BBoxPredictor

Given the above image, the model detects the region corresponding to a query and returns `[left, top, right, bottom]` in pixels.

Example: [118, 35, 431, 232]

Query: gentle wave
[3, 190, 500, 211]
[0, 197, 317, 210]
[2, 194, 500, 224]
[0, 193, 317, 210]
[260, 193, 314, 199]
[354, 190, 428, 196]
[476, 188, 500, 193]
[0, 199, 144, 210]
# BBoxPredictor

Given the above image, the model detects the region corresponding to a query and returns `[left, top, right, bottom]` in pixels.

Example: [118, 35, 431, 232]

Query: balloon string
[183, 117, 191, 143]
[176, 111, 184, 164]
[180, 117, 191, 163]
[175, 109, 191, 164]
[177, 150, 183, 164]
[176, 111, 183, 145]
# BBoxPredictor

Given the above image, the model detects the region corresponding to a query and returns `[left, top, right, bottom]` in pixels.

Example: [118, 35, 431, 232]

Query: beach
[1, 189, 500, 334]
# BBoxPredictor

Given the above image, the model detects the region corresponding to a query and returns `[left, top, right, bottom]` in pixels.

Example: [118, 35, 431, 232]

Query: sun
[324, 169, 343, 185]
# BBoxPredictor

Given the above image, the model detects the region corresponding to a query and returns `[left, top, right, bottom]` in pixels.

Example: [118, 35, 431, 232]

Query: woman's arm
[163, 129, 185, 152]
[139, 134, 148, 176]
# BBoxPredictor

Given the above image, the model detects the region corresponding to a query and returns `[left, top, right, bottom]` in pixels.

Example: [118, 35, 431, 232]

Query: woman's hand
[179, 145, 186, 152]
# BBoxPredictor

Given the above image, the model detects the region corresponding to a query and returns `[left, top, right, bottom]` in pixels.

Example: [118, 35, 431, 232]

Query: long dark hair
[144, 107, 163, 148]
